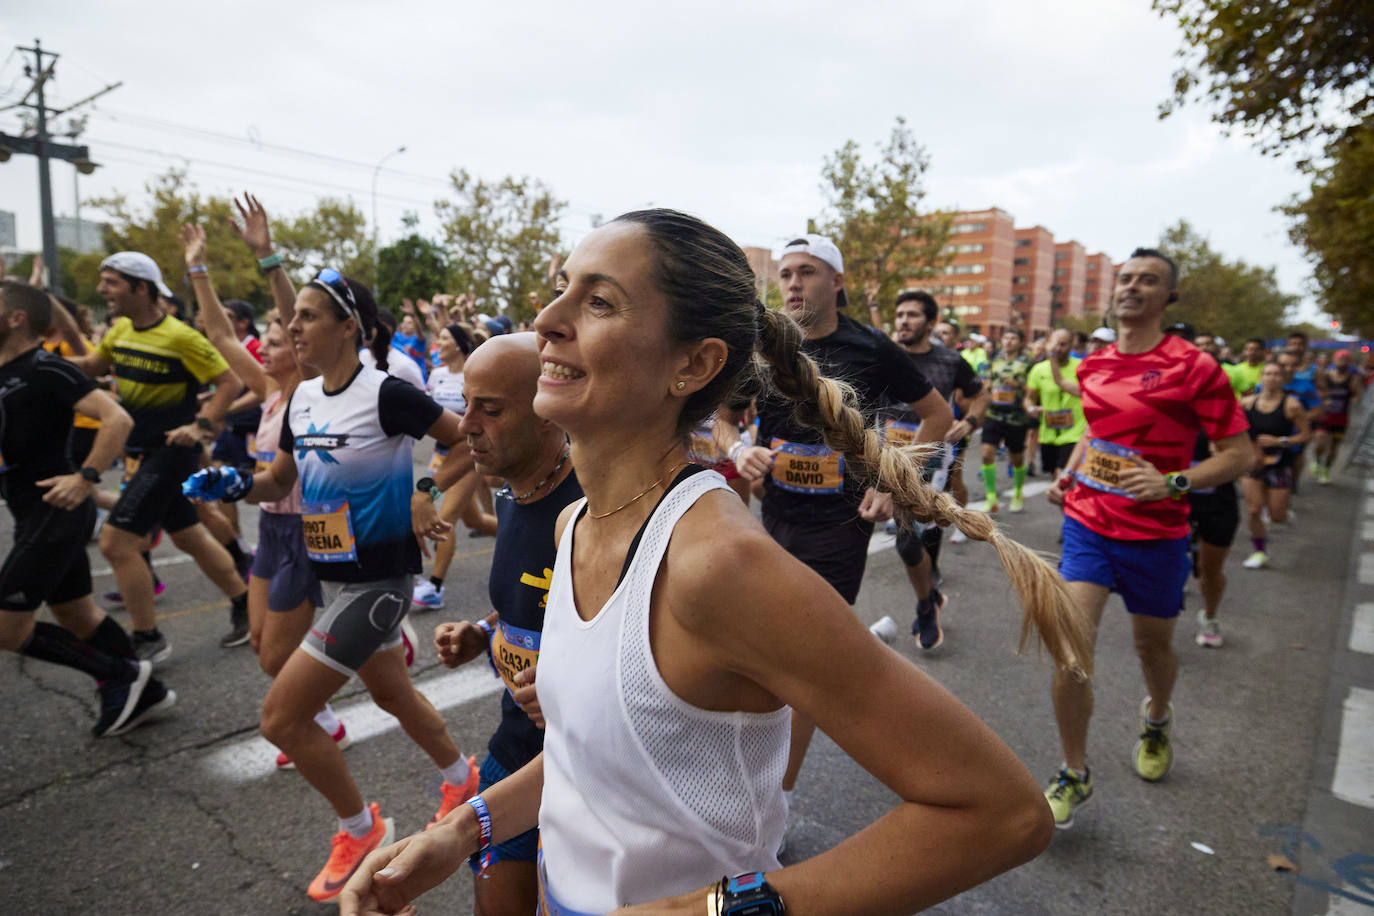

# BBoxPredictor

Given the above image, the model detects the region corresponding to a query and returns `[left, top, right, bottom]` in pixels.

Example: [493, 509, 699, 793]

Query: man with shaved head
[420, 333, 580, 915]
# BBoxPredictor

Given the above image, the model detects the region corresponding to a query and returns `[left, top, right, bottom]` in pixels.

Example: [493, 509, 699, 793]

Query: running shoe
[1319, 465, 1332, 485]
[276, 722, 351, 770]
[985, 500, 999, 514]
[131, 631, 171, 666]
[912, 589, 946, 651]
[429, 757, 481, 826]
[307, 803, 394, 903]
[103, 581, 167, 605]
[1242, 550, 1269, 569]
[411, 580, 445, 610]
[108, 678, 177, 736]
[401, 616, 418, 667]
[92, 660, 152, 738]
[950, 528, 968, 544]
[1044, 766, 1092, 829]
[868, 616, 898, 644]
[1195, 610, 1223, 648]
[220, 611, 250, 648]
[1133, 697, 1173, 782]
[1009, 492, 1025, 513]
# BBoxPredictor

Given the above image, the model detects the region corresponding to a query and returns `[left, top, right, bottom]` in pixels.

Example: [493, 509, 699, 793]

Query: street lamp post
[371, 145, 406, 280]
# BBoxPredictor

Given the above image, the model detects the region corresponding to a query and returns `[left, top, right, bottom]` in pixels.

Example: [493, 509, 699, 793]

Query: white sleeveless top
[537, 470, 790, 913]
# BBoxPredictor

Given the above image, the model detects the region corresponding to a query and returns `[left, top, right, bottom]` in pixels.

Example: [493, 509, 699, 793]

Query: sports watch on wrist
[416, 476, 442, 503]
[79, 466, 101, 483]
[195, 416, 214, 432]
[717, 872, 785, 915]
[1166, 472, 1191, 496]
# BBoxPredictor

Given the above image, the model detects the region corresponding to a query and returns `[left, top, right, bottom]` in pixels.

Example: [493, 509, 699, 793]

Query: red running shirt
[1064, 335, 1247, 541]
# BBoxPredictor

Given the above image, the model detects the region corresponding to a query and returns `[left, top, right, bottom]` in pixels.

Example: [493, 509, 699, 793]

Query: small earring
[676, 380, 686, 391]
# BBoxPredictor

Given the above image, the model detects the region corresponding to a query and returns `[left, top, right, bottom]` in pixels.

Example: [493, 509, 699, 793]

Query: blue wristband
[466, 795, 493, 877]
[257, 252, 283, 271]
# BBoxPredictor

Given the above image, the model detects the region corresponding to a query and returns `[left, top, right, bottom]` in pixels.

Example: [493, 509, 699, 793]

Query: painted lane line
[1351, 603, 1374, 656]
[89, 554, 197, 579]
[1332, 686, 1374, 810]
[201, 663, 504, 784]
[1360, 554, 1374, 587]
[1363, 521, 1374, 542]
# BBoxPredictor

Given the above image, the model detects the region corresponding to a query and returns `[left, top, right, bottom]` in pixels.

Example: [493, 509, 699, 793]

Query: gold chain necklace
[586, 444, 686, 520]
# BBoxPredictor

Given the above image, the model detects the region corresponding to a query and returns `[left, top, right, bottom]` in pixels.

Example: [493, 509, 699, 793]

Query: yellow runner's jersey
[96, 315, 229, 450]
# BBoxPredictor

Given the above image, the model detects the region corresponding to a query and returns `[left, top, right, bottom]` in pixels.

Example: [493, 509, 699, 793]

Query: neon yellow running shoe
[1133, 697, 1173, 782]
[1044, 766, 1092, 829]
[1010, 492, 1025, 513]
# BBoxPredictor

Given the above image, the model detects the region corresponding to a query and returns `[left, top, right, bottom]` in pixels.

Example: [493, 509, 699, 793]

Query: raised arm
[179, 223, 270, 401]
[230, 192, 299, 330]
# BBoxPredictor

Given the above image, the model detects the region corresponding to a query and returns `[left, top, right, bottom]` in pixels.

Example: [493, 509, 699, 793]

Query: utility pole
[0, 40, 119, 294]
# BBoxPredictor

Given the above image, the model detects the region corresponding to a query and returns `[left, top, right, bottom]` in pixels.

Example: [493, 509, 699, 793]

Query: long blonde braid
[755, 307, 1092, 676]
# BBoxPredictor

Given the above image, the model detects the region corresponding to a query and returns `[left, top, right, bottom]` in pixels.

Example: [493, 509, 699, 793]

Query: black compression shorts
[109, 445, 202, 537]
[763, 514, 873, 605]
[0, 500, 96, 611]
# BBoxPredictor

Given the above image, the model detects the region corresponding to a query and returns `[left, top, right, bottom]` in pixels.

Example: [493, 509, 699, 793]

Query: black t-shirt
[0, 347, 97, 517]
[1188, 430, 1236, 508]
[486, 469, 584, 773]
[757, 313, 934, 525]
[884, 342, 983, 427]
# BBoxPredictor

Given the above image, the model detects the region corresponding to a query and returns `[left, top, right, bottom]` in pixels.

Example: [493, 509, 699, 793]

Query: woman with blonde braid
[340, 210, 1088, 916]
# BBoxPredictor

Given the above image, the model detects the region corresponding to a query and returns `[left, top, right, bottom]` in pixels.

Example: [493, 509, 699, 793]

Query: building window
[1011, 294, 1027, 303]
[1085, 293, 1095, 302]
[951, 222, 986, 234]
[1050, 285, 1063, 293]
[1055, 251, 1067, 260]
[1086, 262, 1097, 270]
[941, 242, 986, 254]
[1012, 276, 1029, 285]
[1015, 239, 1031, 248]
[948, 263, 985, 275]
[950, 284, 984, 296]
[1013, 257, 1030, 266]
[1054, 268, 1066, 276]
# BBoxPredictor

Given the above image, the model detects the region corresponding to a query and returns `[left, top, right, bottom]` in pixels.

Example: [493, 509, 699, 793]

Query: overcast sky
[1, 1, 1321, 320]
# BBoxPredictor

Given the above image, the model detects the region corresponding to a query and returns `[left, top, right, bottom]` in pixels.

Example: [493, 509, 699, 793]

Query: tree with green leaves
[1159, 220, 1299, 345]
[1153, 0, 1373, 155]
[272, 196, 375, 289]
[1282, 123, 1374, 335]
[814, 117, 952, 327]
[435, 170, 565, 324]
[1154, 0, 1373, 333]
[88, 169, 267, 309]
[376, 222, 450, 311]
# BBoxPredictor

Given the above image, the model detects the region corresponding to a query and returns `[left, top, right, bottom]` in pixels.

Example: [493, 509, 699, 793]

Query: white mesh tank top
[537, 469, 790, 913]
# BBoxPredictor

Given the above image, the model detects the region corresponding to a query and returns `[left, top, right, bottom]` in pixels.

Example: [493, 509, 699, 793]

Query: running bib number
[992, 385, 1017, 404]
[1074, 438, 1140, 497]
[301, 498, 358, 562]
[770, 438, 844, 494]
[1044, 409, 1074, 429]
[491, 620, 541, 696]
[427, 445, 449, 475]
[884, 419, 920, 447]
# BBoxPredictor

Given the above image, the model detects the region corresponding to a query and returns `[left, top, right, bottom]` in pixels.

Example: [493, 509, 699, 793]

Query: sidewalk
[1293, 471, 1374, 915]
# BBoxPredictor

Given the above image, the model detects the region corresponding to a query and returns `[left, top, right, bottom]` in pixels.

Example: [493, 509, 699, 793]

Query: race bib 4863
[1074, 438, 1140, 498]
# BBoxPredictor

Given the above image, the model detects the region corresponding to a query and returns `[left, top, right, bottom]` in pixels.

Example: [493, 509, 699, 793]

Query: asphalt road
[0, 454, 1362, 915]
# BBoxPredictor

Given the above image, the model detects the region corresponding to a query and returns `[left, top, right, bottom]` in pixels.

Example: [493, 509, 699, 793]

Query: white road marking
[90, 554, 197, 579]
[1332, 686, 1374, 809]
[1366, 497, 1374, 517]
[1363, 521, 1374, 542]
[201, 663, 504, 784]
[1366, 478, 1374, 494]
[1360, 554, 1374, 586]
[1353, 604, 1374, 656]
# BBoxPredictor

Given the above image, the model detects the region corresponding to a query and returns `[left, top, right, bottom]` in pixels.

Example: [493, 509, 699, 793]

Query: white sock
[782, 789, 794, 812]
[339, 807, 373, 839]
[440, 756, 472, 786]
[314, 704, 340, 735]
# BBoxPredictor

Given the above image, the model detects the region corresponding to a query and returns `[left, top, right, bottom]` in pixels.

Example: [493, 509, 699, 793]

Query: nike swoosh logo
[320, 837, 382, 894]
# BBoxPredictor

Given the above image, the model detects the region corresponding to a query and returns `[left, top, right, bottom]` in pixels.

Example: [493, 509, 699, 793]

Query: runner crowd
[0, 194, 1366, 914]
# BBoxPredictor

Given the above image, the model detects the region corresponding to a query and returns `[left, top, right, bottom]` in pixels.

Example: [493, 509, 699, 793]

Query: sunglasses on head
[309, 268, 360, 325]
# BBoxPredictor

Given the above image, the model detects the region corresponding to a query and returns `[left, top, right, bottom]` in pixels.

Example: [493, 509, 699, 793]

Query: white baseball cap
[780, 234, 847, 307]
[780, 234, 844, 274]
[100, 251, 174, 299]
[1089, 326, 1117, 343]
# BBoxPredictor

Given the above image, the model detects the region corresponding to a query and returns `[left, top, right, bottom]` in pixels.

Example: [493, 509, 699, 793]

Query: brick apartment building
[902, 208, 1117, 339]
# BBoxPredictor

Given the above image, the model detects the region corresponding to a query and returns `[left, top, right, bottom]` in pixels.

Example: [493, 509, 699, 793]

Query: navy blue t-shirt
[486, 467, 583, 772]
